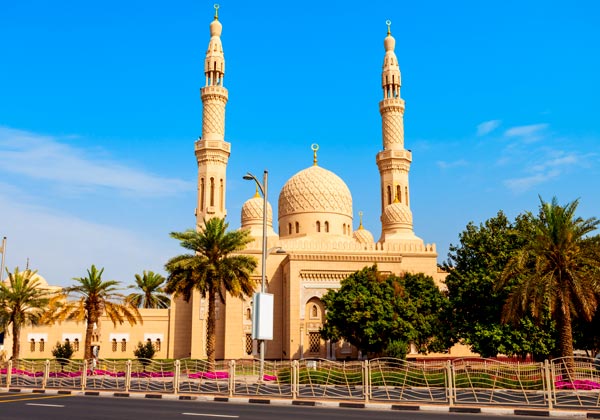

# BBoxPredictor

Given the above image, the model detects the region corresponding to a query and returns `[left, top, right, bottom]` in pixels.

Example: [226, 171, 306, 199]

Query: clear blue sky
[1, 1, 598, 286]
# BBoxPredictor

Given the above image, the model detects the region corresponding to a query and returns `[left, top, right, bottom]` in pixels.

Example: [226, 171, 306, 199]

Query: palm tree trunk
[557, 299, 575, 376]
[206, 289, 216, 369]
[12, 322, 20, 360]
[84, 318, 95, 360]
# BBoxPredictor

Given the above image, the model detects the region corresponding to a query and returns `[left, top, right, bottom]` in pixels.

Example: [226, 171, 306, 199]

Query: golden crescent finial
[386, 19, 392, 36]
[311, 143, 319, 166]
[253, 184, 260, 198]
[358, 211, 364, 229]
[214, 3, 220, 20]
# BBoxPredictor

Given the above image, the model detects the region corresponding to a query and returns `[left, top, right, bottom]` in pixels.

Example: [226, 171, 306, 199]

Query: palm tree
[126, 271, 171, 309]
[165, 217, 257, 366]
[0, 267, 52, 359]
[53, 265, 141, 360]
[501, 197, 600, 360]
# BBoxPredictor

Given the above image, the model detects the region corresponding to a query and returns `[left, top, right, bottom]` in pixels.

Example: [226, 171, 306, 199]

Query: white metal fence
[2, 356, 600, 409]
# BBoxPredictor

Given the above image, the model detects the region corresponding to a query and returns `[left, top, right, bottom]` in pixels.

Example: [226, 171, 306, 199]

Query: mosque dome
[353, 227, 374, 245]
[241, 193, 273, 227]
[381, 203, 413, 227]
[278, 165, 352, 219]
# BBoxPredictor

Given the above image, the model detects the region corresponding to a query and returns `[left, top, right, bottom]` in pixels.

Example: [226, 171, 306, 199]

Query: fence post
[174, 360, 180, 394]
[228, 360, 235, 397]
[544, 359, 553, 409]
[446, 360, 454, 406]
[42, 360, 50, 389]
[125, 360, 132, 392]
[82, 360, 88, 391]
[291, 360, 298, 400]
[362, 360, 369, 402]
[6, 360, 12, 388]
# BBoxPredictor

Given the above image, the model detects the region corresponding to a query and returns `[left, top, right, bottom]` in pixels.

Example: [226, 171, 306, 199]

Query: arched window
[311, 305, 318, 318]
[246, 308, 252, 321]
[39, 338, 45, 352]
[155, 338, 161, 352]
[288, 223, 292, 235]
[210, 177, 215, 206]
[220, 179, 224, 212]
[30, 339, 35, 352]
[405, 186, 409, 205]
[343, 224, 346, 235]
[324, 221, 329, 233]
[112, 339, 117, 352]
[295, 222, 299, 234]
[396, 185, 401, 203]
[74, 338, 80, 351]
[316, 221, 321, 232]
[121, 339, 127, 352]
[200, 178, 205, 209]
[387, 186, 392, 205]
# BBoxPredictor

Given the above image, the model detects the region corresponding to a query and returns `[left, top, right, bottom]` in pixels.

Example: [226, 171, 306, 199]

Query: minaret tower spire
[195, 4, 231, 223]
[376, 21, 421, 244]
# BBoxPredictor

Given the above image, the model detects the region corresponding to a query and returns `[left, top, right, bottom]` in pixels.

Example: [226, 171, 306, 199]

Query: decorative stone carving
[278, 166, 352, 218]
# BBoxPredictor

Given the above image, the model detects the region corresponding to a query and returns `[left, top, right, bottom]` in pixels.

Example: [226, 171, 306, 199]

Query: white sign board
[252, 292, 274, 340]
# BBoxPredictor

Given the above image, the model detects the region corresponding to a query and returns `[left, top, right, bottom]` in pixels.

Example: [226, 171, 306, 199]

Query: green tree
[165, 217, 257, 366]
[126, 271, 170, 309]
[52, 265, 142, 360]
[133, 340, 156, 361]
[320, 265, 450, 357]
[444, 211, 556, 359]
[501, 197, 600, 360]
[52, 341, 74, 360]
[0, 267, 52, 359]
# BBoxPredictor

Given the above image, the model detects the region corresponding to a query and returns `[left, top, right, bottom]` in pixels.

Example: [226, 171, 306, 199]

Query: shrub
[133, 341, 156, 361]
[52, 342, 74, 361]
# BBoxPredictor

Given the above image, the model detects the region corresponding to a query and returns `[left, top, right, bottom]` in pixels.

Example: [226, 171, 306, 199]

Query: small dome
[241, 194, 273, 227]
[353, 227, 374, 245]
[278, 166, 352, 219]
[210, 18, 222, 37]
[382, 203, 413, 226]
[384, 34, 395, 52]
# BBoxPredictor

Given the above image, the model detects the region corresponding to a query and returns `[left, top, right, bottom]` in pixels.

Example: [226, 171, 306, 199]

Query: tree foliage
[133, 340, 156, 360]
[444, 211, 557, 359]
[320, 265, 450, 358]
[126, 271, 171, 309]
[52, 341, 74, 360]
[165, 217, 257, 366]
[500, 197, 600, 359]
[0, 267, 52, 359]
[51, 265, 142, 360]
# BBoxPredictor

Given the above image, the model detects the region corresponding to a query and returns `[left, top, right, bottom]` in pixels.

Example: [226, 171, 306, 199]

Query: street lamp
[243, 170, 270, 380]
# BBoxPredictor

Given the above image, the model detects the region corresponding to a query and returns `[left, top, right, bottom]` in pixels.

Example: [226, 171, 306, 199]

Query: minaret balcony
[376, 149, 412, 162]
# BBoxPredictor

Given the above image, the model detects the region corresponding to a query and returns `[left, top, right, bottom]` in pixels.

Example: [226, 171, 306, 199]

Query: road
[0, 393, 580, 420]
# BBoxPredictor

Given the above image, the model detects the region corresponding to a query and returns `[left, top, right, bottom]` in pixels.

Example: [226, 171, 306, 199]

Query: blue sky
[1, 1, 598, 286]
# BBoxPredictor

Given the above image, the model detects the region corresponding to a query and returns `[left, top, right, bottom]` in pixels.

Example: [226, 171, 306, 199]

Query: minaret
[195, 4, 231, 223]
[376, 21, 420, 244]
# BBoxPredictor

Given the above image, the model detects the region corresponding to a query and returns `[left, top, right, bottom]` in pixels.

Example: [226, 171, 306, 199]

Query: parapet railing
[1, 356, 599, 409]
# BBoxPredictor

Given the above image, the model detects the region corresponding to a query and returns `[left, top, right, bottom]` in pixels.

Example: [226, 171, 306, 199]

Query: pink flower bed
[555, 379, 600, 390]
[189, 371, 229, 379]
[263, 374, 277, 381]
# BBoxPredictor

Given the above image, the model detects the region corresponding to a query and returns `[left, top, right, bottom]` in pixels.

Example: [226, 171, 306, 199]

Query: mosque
[2, 9, 450, 361]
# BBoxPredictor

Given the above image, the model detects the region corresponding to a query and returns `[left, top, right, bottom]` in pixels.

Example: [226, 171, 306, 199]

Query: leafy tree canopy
[320, 265, 450, 358]
[443, 210, 557, 359]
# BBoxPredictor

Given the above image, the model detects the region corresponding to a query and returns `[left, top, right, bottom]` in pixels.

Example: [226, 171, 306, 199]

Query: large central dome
[278, 165, 354, 239]
[279, 165, 352, 218]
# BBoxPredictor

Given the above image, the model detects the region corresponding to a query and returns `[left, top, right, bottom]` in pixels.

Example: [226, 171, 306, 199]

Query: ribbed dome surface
[382, 203, 413, 225]
[241, 196, 273, 226]
[353, 228, 374, 244]
[278, 166, 352, 219]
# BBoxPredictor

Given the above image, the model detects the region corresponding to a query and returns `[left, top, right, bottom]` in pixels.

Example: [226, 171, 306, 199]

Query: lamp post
[0, 237, 6, 282]
[243, 170, 269, 380]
